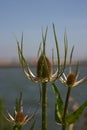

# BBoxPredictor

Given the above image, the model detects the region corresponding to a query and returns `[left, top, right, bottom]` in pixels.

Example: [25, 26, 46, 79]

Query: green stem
[62, 87, 71, 130]
[13, 125, 23, 130]
[42, 82, 47, 130]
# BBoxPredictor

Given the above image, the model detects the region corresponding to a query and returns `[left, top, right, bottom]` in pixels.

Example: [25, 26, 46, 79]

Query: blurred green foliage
[0, 98, 12, 130]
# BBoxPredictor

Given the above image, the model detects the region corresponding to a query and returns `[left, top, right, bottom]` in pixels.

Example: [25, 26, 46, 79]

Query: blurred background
[0, 0, 87, 64]
[0, 0, 87, 130]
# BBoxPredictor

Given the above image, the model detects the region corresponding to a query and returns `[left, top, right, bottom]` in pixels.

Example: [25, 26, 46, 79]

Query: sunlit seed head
[66, 73, 76, 86]
[15, 112, 25, 124]
[37, 54, 52, 79]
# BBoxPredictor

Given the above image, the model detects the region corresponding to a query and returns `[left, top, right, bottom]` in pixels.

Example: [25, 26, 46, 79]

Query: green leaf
[55, 102, 62, 124]
[17, 37, 32, 78]
[52, 83, 64, 123]
[15, 92, 23, 112]
[65, 100, 87, 124]
[30, 120, 36, 130]
[37, 42, 42, 58]
[53, 24, 60, 74]
[42, 27, 48, 55]
[63, 31, 68, 72]
[53, 24, 68, 77]
[70, 45, 74, 66]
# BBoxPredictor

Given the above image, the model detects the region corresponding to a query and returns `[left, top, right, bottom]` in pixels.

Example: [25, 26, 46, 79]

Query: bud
[37, 54, 52, 79]
[66, 73, 76, 86]
[15, 112, 25, 125]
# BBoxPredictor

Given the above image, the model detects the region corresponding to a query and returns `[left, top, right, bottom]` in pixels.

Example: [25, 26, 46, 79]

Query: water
[0, 65, 87, 130]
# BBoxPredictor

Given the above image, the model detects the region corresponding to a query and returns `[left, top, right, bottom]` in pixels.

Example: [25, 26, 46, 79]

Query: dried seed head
[15, 112, 25, 124]
[37, 54, 52, 79]
[66, 73, 76, 86]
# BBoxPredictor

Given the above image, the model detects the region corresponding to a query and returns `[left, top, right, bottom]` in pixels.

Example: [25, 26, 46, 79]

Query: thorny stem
[42, 82, 47, 130]
[62, 87, 71, 130]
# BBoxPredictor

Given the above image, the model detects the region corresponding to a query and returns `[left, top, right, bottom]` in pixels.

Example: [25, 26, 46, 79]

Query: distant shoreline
[0, 61, 87, 68]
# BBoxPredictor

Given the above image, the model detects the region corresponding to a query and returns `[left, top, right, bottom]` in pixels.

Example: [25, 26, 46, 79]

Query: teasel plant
[52, 45, 87, 130]
[4, 92, 36, 130]
[16, 24, 68, 130]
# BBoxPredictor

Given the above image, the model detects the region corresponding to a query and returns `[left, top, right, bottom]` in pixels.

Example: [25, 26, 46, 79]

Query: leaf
[70, 45, 74, 66]
[65, 100, 87, 124]
[63, 31, 68, 72]
[52, 83, 64, 123]
[15, 92, 23, 112]
[17, 37, 32, 78]
[37, 42, 42, 58]
[53, 24, 60, 74]
[53, 24, 68, 77]
[42, 27, 48, 55]
[55, 102, 62, 124]
[30, 120, 36, 130]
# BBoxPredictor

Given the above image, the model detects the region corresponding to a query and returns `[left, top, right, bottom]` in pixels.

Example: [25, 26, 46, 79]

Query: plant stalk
[62, 87, 71, 130]
[13, 125, 23, 130]
[42, 82, 47, 130]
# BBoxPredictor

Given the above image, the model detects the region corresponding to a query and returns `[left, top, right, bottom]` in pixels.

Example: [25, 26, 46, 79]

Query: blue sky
[0, 0, 87, 62]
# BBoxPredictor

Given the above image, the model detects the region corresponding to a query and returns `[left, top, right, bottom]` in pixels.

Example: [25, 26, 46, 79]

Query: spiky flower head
[37, 54, 52, 79]
[66, 73, 76, 86]
[60, 46, 87, 88]
[5, 92, 35, 127]
[17, 24, 68, 83]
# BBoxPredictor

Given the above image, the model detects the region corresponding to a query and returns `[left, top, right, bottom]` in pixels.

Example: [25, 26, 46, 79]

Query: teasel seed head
[15, 112, 25, 125]
[37, 54, 52, 80]
[66, 73, 76, 86]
